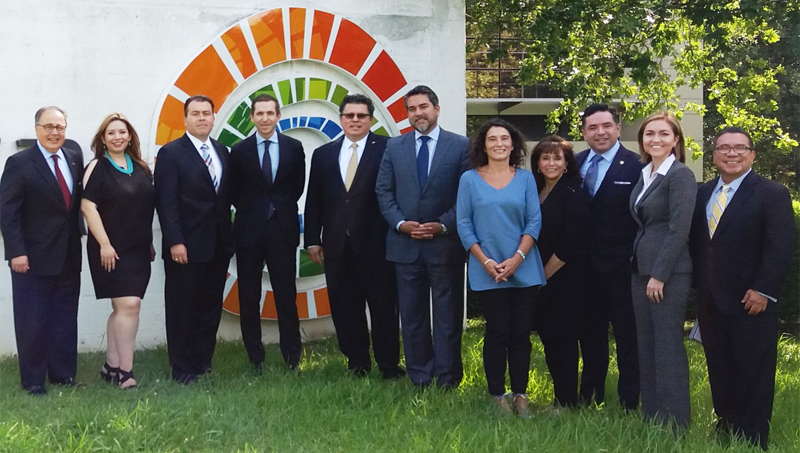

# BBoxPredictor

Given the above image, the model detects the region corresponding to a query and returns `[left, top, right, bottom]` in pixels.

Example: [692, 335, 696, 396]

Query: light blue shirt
[456, 169, 546, 291]
[579, 140, 621, 195]
[414, 125, 440, 173]
[256, 132, 280, 181]
[37, 141, 73, 193]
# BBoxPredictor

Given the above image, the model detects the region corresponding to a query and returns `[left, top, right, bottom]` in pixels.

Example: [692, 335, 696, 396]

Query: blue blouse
[456, 169, 546, 291]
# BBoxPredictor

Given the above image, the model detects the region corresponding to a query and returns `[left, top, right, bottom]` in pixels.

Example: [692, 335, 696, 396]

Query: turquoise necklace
[105, 151, 134, 175]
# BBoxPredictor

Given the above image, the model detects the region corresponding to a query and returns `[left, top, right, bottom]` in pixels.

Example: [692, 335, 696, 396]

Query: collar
[343, 133, 369, 151]
[587, 140, 620, 163]
[37, 141, 65, 161]
[186, 132, 213, 151]
[415, 125, 440, 142]
[642, 153, 676, 178]
[256, 131, 279, 147]
[713, 168, 752, 194]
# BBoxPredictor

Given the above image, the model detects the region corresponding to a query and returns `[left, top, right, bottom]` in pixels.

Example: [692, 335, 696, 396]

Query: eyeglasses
[340, 113, 371, 120]
[37, 124, 67, 133]
[714, 145, 751, 154]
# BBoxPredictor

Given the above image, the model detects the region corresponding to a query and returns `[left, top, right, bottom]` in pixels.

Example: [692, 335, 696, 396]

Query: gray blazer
[629, 160, 697, 281]
[375, 128, 470, 264]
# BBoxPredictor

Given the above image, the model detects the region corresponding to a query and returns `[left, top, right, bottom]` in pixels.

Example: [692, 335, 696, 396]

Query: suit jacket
[304, 133, 389, 259]
[689, 171, 795, 314]
[375, 128, 470, 264]
[0, 146, 84, 276]
[154, 134, 233, 263]
[229, 132, 305, 248]
[629, 161, 696, 281]
[538, 176, 591, 267]
[575, 145, 643, 272]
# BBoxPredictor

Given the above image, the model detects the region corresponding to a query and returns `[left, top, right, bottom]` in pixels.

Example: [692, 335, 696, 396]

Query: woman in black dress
[82, 113, 155, 389]
[531, 135, 590, 412]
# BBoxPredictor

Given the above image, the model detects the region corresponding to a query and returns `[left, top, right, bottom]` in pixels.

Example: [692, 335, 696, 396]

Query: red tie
[51, 154, 71, 208]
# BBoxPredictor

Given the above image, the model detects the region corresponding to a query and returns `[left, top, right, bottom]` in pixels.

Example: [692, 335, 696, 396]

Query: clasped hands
[482, 254, 523, 283]
[399, 221, 443, 240]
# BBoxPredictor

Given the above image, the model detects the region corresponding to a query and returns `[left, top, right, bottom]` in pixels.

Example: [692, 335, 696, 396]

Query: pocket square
[614, 181, 632, 185]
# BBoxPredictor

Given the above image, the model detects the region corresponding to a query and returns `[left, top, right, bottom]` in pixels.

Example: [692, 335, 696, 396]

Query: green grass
[1, 321, 798, 452]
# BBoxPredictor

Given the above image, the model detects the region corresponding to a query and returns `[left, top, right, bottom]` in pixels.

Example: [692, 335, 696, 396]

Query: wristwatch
[439, 223, 448, 235]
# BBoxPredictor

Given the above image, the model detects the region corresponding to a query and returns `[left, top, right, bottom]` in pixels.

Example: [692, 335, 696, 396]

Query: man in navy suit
[155, 95, 234, 384]
[1, 107, 84, 395]
[304, 94, 404, 379]
[376, 85, 470, 389]
[229, 94, 305, 372]
[690, 127, 795, 450]
[574, 103, 643, 409]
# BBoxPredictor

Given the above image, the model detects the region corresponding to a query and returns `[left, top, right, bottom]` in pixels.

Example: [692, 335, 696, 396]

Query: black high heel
[100, 362, 119, 383]
[117, 369, 138, 390]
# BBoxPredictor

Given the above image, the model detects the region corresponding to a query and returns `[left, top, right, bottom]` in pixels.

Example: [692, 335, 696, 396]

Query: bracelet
[482, 258, 494, 266]
[516, 249, 526, 260]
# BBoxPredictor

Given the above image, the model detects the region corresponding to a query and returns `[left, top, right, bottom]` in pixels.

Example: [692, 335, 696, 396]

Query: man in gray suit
[376, 85, 470, 389]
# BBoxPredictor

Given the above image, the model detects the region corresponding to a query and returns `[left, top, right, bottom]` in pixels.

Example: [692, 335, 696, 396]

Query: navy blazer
[375, 128, 469, 264]
[575, 145, 643, 272]
[229, 132, 305, 248]
[0, 145, 84, 275]
[154, 134, 233, 263]
[689, 171, 795, 314]
[304, 133, 389, 259]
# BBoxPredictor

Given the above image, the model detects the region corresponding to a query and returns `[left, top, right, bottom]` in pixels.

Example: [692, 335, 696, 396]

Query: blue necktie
[417, 136, 431, 190]
[583, 154, 603, 197]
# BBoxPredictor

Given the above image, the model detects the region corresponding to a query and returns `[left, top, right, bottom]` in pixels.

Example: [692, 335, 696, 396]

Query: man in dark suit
[376, 85, 470, 389]
[229, 94, 305, 372]
[154, 95, 233, 384]
[574, 103, 643, 409]
[304, 94, 404, 379]
[1, 106, 84, 395]
[690, 127, 795, 450]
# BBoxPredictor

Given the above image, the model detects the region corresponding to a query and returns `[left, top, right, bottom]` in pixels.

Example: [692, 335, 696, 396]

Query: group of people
[1, 86, 794, 451]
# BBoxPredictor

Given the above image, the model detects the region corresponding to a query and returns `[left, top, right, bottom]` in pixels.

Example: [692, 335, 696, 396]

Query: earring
[563, 168, 568, 173]
[537, 168, 542, 174]
[103, 143, 107, 151]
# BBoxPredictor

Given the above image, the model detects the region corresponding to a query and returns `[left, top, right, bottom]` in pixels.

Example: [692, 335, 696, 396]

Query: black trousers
[236, 216, 301, 367]
[11, 267, 80, 388]
[164, 242, 229, 381]
[699, 299, 778, 451]
[477, 286, 537, 396]
[579, 262, 640, 409]
[325, 237, 401, 374]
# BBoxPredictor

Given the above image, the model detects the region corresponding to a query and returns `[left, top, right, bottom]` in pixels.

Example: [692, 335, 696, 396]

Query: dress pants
[164, 241, 229, 381]
[11, 267, 80, 388]
[236, 216, 301, 367]
[325, 236, 401, 374]
[395, 258, 464, 387]
[631, 273, 691, 428]
[699, 299, 779, 451]
[579, 261, 640, 409]
[478, 286, 537, 396]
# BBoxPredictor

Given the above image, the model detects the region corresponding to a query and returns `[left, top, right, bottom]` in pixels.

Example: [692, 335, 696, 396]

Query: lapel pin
[620, 160, 625, 165]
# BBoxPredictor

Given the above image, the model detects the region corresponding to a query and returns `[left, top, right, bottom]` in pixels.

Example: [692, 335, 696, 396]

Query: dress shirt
[338, 134, 368, 183]
[414, 125, 440, 174]
[635, 154, 675, 206]
[186, 133, 223, 184]
[580, 140, 621, 195]
[37, 141, 74, 193]
[256, 132, 280, 181]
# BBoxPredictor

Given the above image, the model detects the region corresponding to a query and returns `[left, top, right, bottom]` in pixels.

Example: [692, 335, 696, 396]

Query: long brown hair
[90, 112, 151, 177]
[637, 111, 686, 164]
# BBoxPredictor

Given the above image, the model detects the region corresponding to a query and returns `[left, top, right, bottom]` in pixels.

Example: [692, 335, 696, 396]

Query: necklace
[105, 152, 134, 175]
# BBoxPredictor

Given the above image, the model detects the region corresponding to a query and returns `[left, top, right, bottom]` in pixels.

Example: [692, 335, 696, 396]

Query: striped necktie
[708, 184, 730, 238]
[200, 143, 219, 192]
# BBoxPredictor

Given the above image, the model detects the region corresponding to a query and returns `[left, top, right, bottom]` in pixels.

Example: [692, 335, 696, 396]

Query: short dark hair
[339, 94, 374, 116]
[251, 94, 281, 115]
[35, 106, 67, 125]
[581, 103, 619, 128]
[404, 85, 439, 109]
[530, 135, 582, 192]
[715, 126, 753, 148]
[467, 118, 527, 169]
[184, 95, 215, 116]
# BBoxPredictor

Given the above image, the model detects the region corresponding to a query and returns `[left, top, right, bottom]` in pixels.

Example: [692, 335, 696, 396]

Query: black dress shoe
[24, 385, 46, 396]
[287, 363, 302, 375]
[380, 367, 407, 380]
[51, 378, 85, 388]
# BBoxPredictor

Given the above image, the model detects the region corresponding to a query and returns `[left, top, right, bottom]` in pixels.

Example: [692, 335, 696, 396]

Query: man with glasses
[1, 107, 84, 395]
[689, 127, 795, 450]
[304, 94, 404, 379]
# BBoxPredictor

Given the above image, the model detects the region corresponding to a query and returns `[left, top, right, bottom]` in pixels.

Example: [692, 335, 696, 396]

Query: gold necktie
[344, 142, 358, 191]
[708, 184, 730, 238]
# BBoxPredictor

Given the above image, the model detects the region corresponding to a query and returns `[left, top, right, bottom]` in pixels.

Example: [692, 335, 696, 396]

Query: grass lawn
[1, 320, 798, 452]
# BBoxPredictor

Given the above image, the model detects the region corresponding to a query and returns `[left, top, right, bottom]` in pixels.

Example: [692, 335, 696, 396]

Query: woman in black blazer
[629, 112, 697, 430]
[531, 136, 590, 412]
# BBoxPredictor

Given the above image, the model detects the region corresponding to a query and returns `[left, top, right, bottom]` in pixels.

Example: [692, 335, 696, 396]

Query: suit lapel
[274, 133, 293, 186]
[31, 148, 67, 210]
[424, 132, 449, 193]
[244, 135, 268, 187]
[399, 133, 422, 196]
[64, 148, 81, 209]
[713, 172, 757, 240]
[182, 134, 214, 187]
[594, 154, 623, 199]
[636, 173, 665, 209]
[350, 134, 378, 191]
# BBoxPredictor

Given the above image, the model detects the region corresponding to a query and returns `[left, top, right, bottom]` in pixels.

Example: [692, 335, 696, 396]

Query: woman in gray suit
[630, 112, 696, 429]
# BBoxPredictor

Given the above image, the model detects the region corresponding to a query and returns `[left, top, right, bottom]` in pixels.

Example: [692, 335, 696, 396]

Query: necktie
[344, 142, 358, 191]
[261, 140, 273, 186]
[583, 154, 603, 197]
[51, 154, 71, 208]
[417, 136, 431, 190]
[200, 144, 219, 192]
[708, 184, 731, 238]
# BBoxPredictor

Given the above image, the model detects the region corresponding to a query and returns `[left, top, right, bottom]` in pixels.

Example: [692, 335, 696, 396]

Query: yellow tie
[344, 142, 358, 191]
[708, 184, 731, 238]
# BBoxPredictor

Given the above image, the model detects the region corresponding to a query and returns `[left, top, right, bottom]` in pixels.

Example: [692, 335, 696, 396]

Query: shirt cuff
[396, 220, 406, 232]
[756, 291, 777, 303]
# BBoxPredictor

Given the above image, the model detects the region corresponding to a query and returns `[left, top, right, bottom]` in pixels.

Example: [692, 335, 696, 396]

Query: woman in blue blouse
[457, 119, 546, 416]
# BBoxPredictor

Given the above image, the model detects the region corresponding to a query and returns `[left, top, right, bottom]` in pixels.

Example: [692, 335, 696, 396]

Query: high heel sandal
[511, 393, 533, 419]
[117, 369, 138, 390]
[100, 362, 119, 383]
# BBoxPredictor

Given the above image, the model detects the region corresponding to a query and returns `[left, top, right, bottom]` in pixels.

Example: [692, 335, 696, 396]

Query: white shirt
[338, 134, 368, 183]
[635, 154, 675, 206]
[186, 133, 223, 184]
[37, 141, 73, 193]
[579, 140, 621, 195]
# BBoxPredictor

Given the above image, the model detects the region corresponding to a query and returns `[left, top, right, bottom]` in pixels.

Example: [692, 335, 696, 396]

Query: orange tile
[328, 19, 375, 75]
[296, 292, 309, 319]
[289, 8, 306, 60]
[400, 126, 414, 135]
[174, 46, 238, 113]
[361, 51, 407, 101]
[309, 10, 334, 60]
[248, 9, 286, 68]
[386, 97, 408, 123]
[155, 95, 187, 145]
[314, 288, 331, 317]
[222, 24, 257, 79]
[222, 280, 241, 314]
[261, 291, 278, 319]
